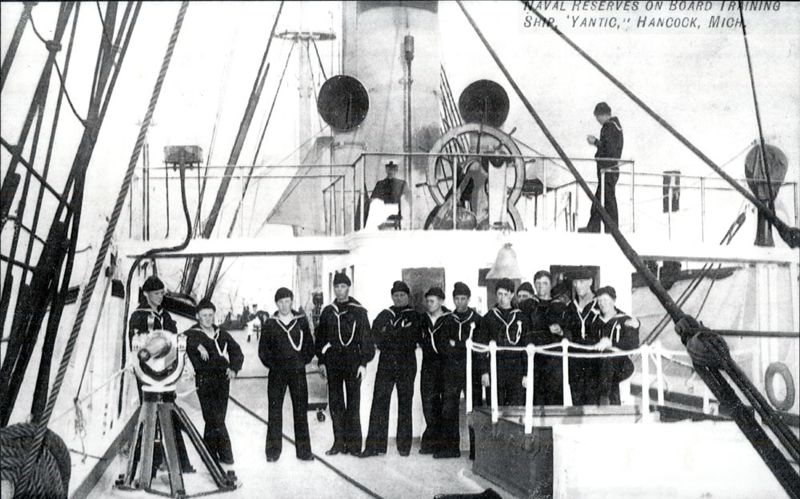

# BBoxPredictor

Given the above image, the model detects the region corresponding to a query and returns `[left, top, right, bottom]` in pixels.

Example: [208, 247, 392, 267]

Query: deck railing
[465, 338, 672, 433]
[136, 154, 798, 243]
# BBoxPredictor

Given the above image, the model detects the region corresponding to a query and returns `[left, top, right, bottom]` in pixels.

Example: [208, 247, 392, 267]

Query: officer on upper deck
[582, 102, 624, 233]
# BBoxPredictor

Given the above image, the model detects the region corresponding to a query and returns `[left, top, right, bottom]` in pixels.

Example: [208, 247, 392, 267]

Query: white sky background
[2, 1, 799, 311]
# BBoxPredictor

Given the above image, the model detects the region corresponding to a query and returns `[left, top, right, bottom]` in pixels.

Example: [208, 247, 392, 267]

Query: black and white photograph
[1, 1, 798, 498]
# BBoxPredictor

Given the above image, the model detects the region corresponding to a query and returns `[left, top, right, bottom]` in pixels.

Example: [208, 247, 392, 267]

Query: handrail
[466, 338, 669, 432]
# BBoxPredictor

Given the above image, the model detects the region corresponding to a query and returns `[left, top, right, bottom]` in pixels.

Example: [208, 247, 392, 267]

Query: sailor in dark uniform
[127, 276, 193, 473]
[591, 286, 640, 405]
[184, 298, 244, 465]
[526, 270, 566, 406]
[362, 281, 420, 458]
[419, 287, 454, 455]
[481, 278, 531, 406]
[316, 272, 375, 456]
[583, 101, 624, 233]
[258, 287, 315, 461]
[128, 276, 178, 350]
[515, 281, 535, 306]
[553, 267, 601, 405]
[438, 282, 482, 459]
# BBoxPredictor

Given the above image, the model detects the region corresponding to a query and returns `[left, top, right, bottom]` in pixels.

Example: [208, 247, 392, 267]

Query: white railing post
[489, 340, 499, 423]
[654, 341, 665, 406]
[466, 338, 474, 414]
[641, 345, 651, 422]
[703, 384, 711, 414]
[524, 344, 535, 434]
[561, 339, 571, 407]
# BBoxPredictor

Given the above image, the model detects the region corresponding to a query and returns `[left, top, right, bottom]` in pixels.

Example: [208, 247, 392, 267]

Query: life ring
[764, 362, 796, 412]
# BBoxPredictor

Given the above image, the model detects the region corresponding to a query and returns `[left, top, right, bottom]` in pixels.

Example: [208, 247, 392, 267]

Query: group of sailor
[129, 266, 639, 467]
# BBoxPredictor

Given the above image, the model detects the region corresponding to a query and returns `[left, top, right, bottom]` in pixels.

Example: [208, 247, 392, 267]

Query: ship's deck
[85, 329, 511, 498]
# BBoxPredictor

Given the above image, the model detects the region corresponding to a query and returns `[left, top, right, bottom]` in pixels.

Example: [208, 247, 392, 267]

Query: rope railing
[465, 338, 670, 433]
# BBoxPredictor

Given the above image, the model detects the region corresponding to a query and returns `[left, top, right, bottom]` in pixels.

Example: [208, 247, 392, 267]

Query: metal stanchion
[655, 342, 665, 406]
[466, 338, 473, 414]
[561, 339, 571, 407]
[490, 340, 499, 423]
[524, 344, 535, 434]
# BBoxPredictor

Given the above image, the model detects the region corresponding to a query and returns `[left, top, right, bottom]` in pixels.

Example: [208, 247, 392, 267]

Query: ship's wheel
[425, 123, 525, 230]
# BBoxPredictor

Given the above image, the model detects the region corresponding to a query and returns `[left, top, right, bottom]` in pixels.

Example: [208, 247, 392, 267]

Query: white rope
[469, 340, 646, 358]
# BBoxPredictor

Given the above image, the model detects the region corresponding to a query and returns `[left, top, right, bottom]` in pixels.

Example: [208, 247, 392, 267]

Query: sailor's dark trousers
[364, 353, 416, 454]
[266, 368, 311, 459]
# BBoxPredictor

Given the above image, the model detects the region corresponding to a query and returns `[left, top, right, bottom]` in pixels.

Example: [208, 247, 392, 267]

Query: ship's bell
[486, 243, 524, 280]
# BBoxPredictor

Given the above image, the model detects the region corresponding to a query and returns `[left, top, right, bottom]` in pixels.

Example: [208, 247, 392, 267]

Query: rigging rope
[17, 3, 189, 493]
[28, 12, 87, 126]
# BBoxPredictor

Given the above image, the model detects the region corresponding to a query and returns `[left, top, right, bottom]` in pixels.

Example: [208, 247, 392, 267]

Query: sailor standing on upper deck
[582, 102, 624, 233]
[316, 272, 374, 456]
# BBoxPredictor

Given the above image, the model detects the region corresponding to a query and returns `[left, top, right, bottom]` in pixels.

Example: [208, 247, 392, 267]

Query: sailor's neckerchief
[571, 297, 599, 340]
[424, 310, 451, 354]
[452, 308, 477, 342]
[331, 299, 359, 347]
[135, 304, 167, 331]
[190, 324, 229, 361]
[383, 306, 415, 330]
[270, 311, 306, 352]
[492, 306, 523, 346]
[594, 309, 628, 344]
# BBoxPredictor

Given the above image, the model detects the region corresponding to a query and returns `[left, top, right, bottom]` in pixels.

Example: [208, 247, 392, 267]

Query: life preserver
[764, 362, 796, 412]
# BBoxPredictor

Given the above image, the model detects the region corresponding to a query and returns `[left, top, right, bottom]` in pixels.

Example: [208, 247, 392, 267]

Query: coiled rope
[14, 3, 189, 495]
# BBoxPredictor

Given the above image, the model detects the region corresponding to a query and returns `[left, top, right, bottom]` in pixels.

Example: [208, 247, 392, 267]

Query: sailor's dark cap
[595, 286, 617, 300]
[425, 287, 445, 300]
[594, 102, 611, 115]
[391, 280, 410, 295]
[333, 272, 351, 286]
[496, 278, 515, 294]
[197, 298, 216, 312]
[275, 287, 294, 302]
[517, 281, 534, 295]
[142, 276, 165, 292]
[452, 281, 471, 298]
